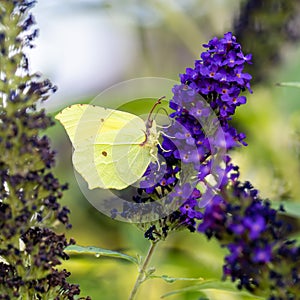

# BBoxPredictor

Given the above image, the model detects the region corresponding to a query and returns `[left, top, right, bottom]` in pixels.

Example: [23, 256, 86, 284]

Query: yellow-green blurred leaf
[276, 82, 300, 88]
[65, 245, 138, 265]
[161, 280, 264, 299]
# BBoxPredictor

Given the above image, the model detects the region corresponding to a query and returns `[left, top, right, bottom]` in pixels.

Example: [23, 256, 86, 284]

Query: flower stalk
[128, 241, 158, 300]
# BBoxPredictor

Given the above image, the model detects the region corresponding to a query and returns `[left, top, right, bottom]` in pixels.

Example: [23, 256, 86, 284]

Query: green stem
[128, 242, 158, 300]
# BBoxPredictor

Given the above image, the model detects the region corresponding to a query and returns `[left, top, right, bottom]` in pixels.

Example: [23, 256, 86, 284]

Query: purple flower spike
[253, 245, 272, 263]
[136, 33, 252, 237]
[243, 215, 266, 239]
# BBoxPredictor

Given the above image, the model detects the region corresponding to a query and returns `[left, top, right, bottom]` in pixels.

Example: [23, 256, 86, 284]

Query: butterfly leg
[150, 147, 161, 171]
[156, 131, 175, 153]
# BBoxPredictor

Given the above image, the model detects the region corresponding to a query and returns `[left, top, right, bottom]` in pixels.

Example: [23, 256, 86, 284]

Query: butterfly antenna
[147, 96, 165, 128]
[154, 107, 174, 129]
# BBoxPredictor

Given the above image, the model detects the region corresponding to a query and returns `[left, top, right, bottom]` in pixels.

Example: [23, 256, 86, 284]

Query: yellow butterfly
[55, 101, 162, 190]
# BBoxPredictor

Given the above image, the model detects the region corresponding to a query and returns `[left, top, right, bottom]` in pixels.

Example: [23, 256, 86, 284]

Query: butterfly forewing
[93, 112, 152, 189]
[55, 104, 111, 146]
[56, 104, 157, 190]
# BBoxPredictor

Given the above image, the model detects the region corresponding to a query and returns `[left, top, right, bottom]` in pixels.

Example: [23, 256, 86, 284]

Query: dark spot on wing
[102, 151, 107, 157]
[100, 118, 104, 122]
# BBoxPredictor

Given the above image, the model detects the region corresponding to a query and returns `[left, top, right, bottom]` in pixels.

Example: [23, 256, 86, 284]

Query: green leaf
[276, 82, 300, 88]
[160, 280, 264, 299]
[273, 201, 300, 219]
[65, 245, 138, 265]
[150, 274, 203, 283]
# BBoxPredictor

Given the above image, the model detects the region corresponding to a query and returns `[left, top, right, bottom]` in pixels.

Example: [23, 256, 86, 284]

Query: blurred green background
[34, 0, 300, 299]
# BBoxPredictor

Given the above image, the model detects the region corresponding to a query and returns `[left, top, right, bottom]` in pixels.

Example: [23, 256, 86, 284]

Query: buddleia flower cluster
[136, 32, 252, 238]
[138, 32, 300, 299]
[201, 176, 300, 299]
[0, 1, 89, 299]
